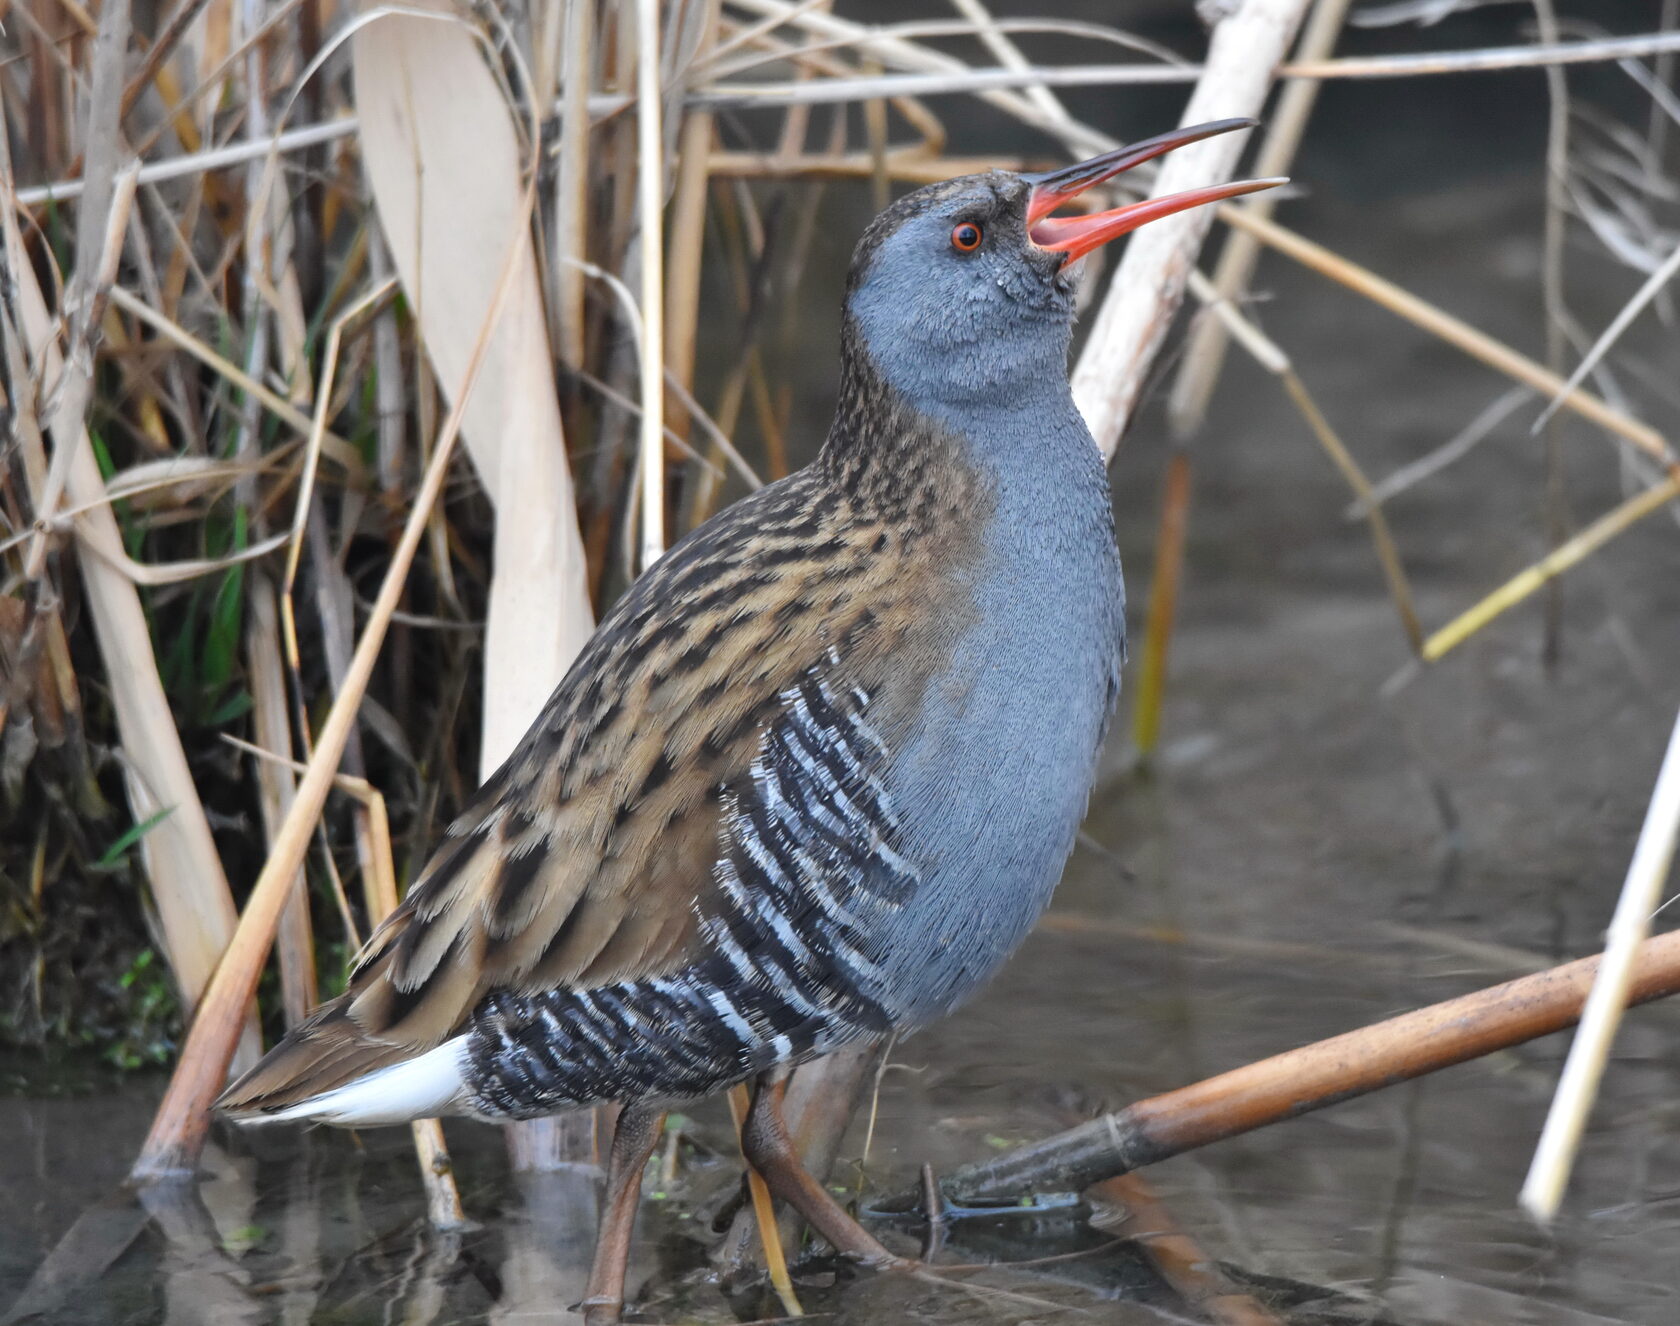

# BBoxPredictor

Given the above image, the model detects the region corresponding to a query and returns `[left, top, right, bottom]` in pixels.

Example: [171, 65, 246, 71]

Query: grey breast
[868, 416, 1125, 1030]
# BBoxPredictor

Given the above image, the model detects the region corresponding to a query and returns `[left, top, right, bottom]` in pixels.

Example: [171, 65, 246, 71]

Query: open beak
[1025, 119, 1286, 263]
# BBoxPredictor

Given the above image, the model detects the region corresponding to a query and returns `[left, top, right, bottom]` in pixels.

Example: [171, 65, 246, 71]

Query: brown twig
[244, 573, 316, 1029]
[877, 928, 1680, 1210]
[662, 0, 722, 446]
[553, 0, 594, 374]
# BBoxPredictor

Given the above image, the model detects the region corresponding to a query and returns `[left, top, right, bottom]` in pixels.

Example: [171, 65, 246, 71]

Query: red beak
[1025, 119, 1286, 263]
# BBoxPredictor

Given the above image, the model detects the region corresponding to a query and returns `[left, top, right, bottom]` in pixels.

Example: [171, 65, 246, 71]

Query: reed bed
[2, 0, 1678, 1269]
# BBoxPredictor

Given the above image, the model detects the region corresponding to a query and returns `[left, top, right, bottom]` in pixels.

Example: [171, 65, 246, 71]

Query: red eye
[951, 222, 983, 252]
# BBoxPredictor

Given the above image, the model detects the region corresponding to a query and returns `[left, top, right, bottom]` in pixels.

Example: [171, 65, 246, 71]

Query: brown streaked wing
[332, 470, 897, 1054]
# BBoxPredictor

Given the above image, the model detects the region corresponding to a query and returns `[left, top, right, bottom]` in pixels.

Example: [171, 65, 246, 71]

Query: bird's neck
[819, 314, 1103, 519]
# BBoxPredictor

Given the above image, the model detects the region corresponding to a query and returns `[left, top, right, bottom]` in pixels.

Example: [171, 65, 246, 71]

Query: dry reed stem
[0, 460, 268, 557]
[118, 0, 218, 127]
[1278, 370, 1424, 651]
[1039, 909, 1422, 970]
[3, 114, 252, 1051]
[129, 27, 543, 1178]
[880, 928, 1680, 1210]
[1421, 471, 1680, 663]
[223, 733, 467, 1226]
[638, 0, 669, 570]
[1533, 236, 1680, 435]
[275, 276, 394, 1001]
[949, 0, 1071, 130]
[710, 148, 1028, 181]
[356, 772, 468, 1231]
[696, 30, 1680, 107]
[663, 368, 764, 487]
[104, 285, 362, 470]
[1531, 0, 1571, 665]
[245, 573, 316, 1030]
[278, 280, 398, 674]
[662, 0, 722, 439]
[1346, 386, 1531, 519]
[366, 232, 407, 494]
[1072, 0, 1312, 458]
[23, 156, 136, 580]
[1520, 701, 1680, 1222]
[727, 1083, 805, 1318]
[1216, 205, 1675, 467]
[554, 0, 595, 372]
[63, 521, 289, 587]
[15, 116, 362, 206]
[1167, 0, 1353, 438]
[1130, 452, 1190, 757]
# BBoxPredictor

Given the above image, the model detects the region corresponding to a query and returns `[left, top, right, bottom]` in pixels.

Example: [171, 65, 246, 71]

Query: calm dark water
[8, 2, 1680, 1322]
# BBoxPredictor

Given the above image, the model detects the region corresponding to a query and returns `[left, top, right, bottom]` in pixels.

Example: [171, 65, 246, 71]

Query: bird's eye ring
[950, 222, 983, 252]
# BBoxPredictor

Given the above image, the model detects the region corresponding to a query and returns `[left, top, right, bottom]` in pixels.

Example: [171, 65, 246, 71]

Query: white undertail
[227, 1035, 473, 1127]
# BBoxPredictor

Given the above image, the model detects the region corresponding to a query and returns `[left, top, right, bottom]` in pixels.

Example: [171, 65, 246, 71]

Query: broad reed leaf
[351, 5, 594, 776]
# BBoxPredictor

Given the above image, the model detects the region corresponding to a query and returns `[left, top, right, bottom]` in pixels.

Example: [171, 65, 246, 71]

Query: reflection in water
[272, 1146, 319, 1326]
[491, 1165, 601, 1324]
[136, 1181, 262, 1326]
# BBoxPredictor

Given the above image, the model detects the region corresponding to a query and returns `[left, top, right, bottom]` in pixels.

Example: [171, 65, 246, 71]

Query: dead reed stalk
[2, 87, 255, 1060]
[878, 929, 1680, 1212]
[1071, 0, 1313, 456]
[1521, 702, 1680, 1220]
[129, 27, 545, 1169]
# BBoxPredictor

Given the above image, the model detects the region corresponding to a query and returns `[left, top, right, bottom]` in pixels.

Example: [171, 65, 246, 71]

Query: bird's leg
[740, 1070, 910, 1271]
[581, 1101, 666, 1326]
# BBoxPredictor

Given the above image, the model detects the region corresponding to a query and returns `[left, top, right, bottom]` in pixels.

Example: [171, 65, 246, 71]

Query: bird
[219, 118, 1282, 1322]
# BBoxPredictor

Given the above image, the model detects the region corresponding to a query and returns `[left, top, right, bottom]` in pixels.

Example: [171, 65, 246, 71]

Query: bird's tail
[217, 995, 472, 1127]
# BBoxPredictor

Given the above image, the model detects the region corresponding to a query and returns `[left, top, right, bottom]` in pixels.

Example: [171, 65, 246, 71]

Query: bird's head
[842, 119, 1285, 415]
